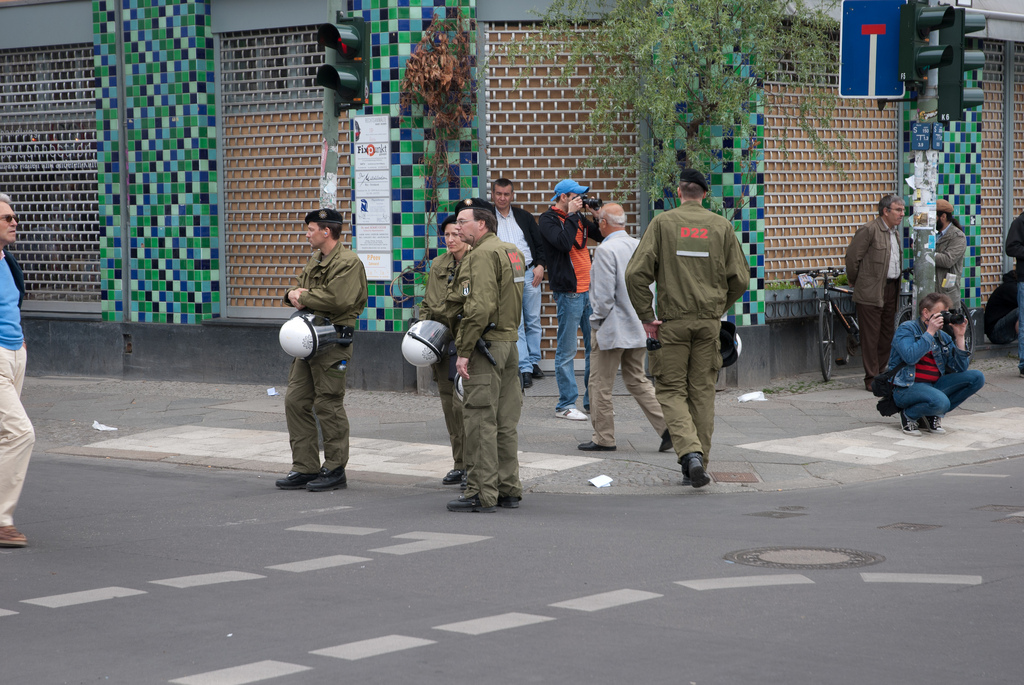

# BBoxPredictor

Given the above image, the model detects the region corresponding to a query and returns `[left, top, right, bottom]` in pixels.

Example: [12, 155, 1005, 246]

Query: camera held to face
[580, 194, 603, 211]
[939, 310, 966, 326]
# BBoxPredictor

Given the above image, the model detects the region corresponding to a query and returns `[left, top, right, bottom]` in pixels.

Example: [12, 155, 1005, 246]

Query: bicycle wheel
[896, 304, 914, 328]
[818, 300, 835, 382]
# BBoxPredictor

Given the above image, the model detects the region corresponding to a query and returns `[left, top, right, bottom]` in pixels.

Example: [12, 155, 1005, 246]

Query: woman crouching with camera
[889, 292, 985, 436]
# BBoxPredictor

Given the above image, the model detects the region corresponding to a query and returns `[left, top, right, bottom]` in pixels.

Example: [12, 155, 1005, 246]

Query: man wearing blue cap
[539, 180, 603, 421]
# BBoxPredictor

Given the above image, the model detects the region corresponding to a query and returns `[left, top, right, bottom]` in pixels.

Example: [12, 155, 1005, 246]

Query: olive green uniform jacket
[283, 244, 368, 475]
[625, 200, 747, 464]
[446, 232, 526, 507]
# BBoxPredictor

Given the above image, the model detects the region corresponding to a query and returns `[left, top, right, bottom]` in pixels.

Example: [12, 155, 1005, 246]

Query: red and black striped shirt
[914, 351, 941, 383]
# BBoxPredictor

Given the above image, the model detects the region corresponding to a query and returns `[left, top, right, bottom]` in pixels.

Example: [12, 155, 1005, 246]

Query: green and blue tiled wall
[93, 0, 219, 323]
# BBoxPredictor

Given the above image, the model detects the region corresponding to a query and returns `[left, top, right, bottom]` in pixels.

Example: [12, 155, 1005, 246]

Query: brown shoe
[0, 525, 27, 548]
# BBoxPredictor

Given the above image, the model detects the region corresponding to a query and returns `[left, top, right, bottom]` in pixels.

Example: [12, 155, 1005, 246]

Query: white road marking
[676, 574, 815, 591]
[169, 660, 311, 685]
[549, 588, 663, 612]
[266, 555, 372, 573]
[151, 571, 265, 589]
[433, 612, 555, 635]
[860, 573, 983, 585]
[298, 505, 352, 514]
[22, 586, 147, 608]
[369, 531, 490, 556]
[287, 524, 384, 536]
[0, 608, 19, 617]
[310, 635, 436, 660]
[941, 473, 1009, 478]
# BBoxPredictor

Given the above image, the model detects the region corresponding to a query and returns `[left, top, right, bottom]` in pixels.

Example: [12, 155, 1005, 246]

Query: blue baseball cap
[550, 179, 589, 203]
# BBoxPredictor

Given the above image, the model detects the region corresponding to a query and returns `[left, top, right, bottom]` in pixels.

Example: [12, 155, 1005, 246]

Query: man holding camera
[889, 292, 984, 436]
[276, 208, 367, 493]
[539, 179, 603, 421]
[625, 170, 747, 488]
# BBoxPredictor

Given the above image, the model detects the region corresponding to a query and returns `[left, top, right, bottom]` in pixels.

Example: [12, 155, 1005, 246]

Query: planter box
[765, 287, 855, 321]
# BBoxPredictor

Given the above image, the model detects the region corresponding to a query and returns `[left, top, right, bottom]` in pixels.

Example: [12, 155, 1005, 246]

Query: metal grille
[1015, 45, 1024, 242]
[485, 22, 638, 361]
[762, 75, 900, 281]
[0, 44, 99, 306]
[980, 41, 1005, 296]
[220, 26, 352, 314]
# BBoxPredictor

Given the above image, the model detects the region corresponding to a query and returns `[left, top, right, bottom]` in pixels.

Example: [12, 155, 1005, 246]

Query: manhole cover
[974, 505, 1024, 513]
[776, 506, 807, 512]
[711, 471, 759, 483]
[724, 547, 885, 570]
[878, 522, 941, 532]
[994, 516, 1024, 524]
[745, 511, 806, 518]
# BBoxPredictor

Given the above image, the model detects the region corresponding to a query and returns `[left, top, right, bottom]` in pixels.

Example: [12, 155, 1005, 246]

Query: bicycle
[794, 267, 861, 382]
[895, 268, 974, 356]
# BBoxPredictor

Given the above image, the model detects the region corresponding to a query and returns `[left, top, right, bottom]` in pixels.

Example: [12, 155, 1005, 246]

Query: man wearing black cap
[276, 208, 368, 492]
[625, 170, 747, 488]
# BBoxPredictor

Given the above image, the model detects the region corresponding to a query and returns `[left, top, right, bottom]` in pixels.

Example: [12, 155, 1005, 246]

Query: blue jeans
[517, 275, 542, 373]
[893, 370, 985, 421]
[1018, 281, 1024, 371]
[553, 291, 591, 411]
[989, 308, 1018, 345]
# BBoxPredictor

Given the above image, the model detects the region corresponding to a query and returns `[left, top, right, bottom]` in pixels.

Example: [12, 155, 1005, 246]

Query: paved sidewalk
[23, 354, 1024, 496]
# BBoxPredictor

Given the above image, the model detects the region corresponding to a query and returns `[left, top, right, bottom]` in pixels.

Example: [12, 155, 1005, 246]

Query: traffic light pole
[910, 21, 940, 314]
[319, 0, 348, 210]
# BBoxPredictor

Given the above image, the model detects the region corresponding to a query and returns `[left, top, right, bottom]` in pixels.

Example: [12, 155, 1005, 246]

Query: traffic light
[316, 18, 369, 116]
[898, 0, 954, 91]
[937, 8, 986, 123]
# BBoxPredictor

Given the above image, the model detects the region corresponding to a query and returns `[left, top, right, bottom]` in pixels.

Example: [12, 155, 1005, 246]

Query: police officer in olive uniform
[420, 215, 469, 486]
[276, 208, 368, 492]
[625, 169, 747, 488]
[446, 201, 526, 512]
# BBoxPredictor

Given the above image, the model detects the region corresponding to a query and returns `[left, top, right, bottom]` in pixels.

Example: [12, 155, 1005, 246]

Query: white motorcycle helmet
[279, 312, 339, 360]
[402, 320, 453, 367]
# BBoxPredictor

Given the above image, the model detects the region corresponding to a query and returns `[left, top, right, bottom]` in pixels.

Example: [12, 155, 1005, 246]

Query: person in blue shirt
[0, 194, 34, 548]
[888, 292, 984, 437]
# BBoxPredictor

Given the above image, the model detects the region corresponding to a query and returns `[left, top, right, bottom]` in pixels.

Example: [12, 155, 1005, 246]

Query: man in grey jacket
[934, 198, 966, 308]
[578, 203, 671, 454]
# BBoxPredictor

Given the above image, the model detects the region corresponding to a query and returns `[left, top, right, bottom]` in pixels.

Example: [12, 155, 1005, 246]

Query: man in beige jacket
[845, 194, 905, 391]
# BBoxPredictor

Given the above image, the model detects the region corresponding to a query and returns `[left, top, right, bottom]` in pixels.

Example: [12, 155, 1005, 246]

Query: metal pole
[319, 0, 347, 210]
[910, 8, 941, 313]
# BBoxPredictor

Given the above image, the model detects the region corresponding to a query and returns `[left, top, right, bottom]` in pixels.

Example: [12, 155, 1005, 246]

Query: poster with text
[358, 252, 393, 281]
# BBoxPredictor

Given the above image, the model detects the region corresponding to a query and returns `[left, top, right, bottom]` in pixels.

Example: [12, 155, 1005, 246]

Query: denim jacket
[887, 319, 970, 388]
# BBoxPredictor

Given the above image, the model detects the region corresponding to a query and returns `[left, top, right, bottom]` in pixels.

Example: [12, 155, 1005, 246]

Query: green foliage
[764, 279, 795, 291]
[499, 0, 843, 209]
[833, 273, 849, 286]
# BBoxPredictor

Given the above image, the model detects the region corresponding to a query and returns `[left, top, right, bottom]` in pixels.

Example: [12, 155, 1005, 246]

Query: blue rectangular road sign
[840, 0, 906, 99]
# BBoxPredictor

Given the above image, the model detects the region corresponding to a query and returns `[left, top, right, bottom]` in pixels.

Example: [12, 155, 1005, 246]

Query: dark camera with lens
[646, 337, 662, 351]
[939, 310, 966, 326]
[580, 194, 603, 211]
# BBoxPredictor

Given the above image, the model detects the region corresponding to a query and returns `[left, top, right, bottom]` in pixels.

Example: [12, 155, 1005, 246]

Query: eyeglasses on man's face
[0, 214, 18, 223]
[455, 218, 474, 226]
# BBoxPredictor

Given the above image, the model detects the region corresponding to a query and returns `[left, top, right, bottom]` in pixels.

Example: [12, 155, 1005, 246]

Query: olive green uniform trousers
[431, 360, 464, 471]
[461, 340, 522, 507]
[285, 345, 351, 474]
[650, 318, 722, 467]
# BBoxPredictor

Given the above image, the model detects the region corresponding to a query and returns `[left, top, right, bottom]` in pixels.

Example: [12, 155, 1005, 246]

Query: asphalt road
[3, 449, 1021, 685]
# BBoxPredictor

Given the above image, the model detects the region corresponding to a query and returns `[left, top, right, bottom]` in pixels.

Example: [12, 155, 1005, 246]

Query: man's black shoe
[447, 495, 496, 513]
[522, 372, 533, 389]
[442, 469, 466, 485]
[275, 471, 319, 490]
[306, 466, 347, 492]
[685, 453, 710, 488]
[659, 430, 673, 453]
[577, 441, 616, 452]
[532, 364, 545, 379]
[497, 495, 521, 509]
[680, 458, 691, 486]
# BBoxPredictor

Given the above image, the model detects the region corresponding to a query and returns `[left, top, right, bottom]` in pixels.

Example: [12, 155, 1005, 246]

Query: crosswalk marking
[549, 589, 663, 612]
[433, 612, 555, 635]
[310, 635, 436, 660]
[860, 573, 983, 585]
[676, 574, 814, 591]
[941, 473, 1009, 478]
[22, 586, 147, 608]
[286, 524, 384, 536]
[369, 531, 490, 556]
[0, 608, 19, 617]
[151, 571, 265, 589]
[266, 555, 372, 573]
[169, 660, 311, 685]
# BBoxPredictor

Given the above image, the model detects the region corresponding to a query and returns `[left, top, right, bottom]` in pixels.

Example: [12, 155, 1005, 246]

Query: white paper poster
[353, 115, 389, 143]
[355, 169, 390, 197]
[355, 141, 389, 170]
[356, 225, 391, 252]
[356, 197, 391, 225]
[358, 252, 392, 281]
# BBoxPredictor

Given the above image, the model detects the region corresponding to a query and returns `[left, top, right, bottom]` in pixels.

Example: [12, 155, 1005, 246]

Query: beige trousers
[588, 334, 667, 447]
[0, 345, 34, 527]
